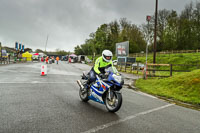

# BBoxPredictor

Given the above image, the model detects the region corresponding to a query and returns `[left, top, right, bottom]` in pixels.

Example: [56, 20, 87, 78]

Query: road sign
[146, 16, 151, 22]
[116, 41, 129, 57]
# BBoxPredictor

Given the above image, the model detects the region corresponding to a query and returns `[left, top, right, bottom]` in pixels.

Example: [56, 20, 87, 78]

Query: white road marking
[0, 82, 77, 84]
[81, 104, 174, 133]
[125, 88, 157, 99]
[134, 91, 158, 99]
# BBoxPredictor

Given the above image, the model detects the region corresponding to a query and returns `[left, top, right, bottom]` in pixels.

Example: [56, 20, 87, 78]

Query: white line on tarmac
[134, 91, 158, 99]
[81, 104, 174, 133]
[125, 88, 157, 99]
[0, 82, 77, 84]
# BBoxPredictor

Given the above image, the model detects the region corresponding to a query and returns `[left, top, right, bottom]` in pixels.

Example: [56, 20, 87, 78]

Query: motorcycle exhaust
[77, 80, 84, 90]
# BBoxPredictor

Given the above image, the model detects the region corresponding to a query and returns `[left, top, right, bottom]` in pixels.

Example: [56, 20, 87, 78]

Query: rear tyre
[79, 87, 89, 102]
[105, 92, 122, 113]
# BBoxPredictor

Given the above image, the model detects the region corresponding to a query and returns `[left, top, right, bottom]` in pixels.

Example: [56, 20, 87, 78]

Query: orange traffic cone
[41, 65, 47, 76]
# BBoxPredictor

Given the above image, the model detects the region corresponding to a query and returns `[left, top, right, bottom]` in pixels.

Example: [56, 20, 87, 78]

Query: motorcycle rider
[86, 50, 113, 88]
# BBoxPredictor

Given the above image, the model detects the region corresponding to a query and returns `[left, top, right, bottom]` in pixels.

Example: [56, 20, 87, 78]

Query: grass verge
[135, 69, 200, 105]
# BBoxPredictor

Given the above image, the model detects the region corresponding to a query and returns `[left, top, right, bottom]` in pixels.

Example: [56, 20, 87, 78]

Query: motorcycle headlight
[112, 74, 122, 83]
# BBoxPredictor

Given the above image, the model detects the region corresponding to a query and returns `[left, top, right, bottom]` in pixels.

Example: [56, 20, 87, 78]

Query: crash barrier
[41, 65, 47, 76]
[0, 58, 11, 65]
[144, 63, 200, 78]
[0, 59, 9, 65]
[14, 58, 27, 63]
[115, 62, 144, 74]
[0, 57, 28, 65]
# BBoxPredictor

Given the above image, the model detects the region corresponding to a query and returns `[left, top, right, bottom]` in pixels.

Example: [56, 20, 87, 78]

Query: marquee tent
[22, 52, 32, 61]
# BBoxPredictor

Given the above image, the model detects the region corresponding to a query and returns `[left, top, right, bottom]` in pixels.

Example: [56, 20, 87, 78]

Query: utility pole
[153, 0, 158, 64]
[45, 35, 49, 52]
[144, 16, 151, 79]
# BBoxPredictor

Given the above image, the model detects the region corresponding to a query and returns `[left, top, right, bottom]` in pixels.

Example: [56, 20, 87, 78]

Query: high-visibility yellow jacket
[94, 56, 113, 74]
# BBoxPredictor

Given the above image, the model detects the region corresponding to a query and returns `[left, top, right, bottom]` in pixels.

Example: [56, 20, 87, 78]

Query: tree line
[74, 1, 200, 55]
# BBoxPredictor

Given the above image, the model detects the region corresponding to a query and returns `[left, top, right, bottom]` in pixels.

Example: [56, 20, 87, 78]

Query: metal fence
[0, 57, 27, 65]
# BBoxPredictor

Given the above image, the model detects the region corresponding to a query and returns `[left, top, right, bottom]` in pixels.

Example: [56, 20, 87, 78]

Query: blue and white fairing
[88, 67, 124, 104]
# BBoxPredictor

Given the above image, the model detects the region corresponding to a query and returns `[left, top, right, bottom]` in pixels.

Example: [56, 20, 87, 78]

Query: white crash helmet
[102, 50, 113, 62]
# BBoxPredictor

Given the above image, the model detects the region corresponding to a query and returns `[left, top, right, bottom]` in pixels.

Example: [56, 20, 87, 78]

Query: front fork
[108, 88, 114, 100]
[108, 88, 112, 100]
[108, 89, 121, 100]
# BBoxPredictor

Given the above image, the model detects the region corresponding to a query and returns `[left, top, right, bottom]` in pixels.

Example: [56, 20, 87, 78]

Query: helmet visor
[105, 56, 111, 60]
[103, 54, 112, 61]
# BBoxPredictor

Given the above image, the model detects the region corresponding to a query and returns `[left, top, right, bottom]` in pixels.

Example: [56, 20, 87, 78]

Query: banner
[19, 43, 22, 51]
[2, 50, 7, 56]
[22, 45, 24, 52]
[15, 42, 18, 50]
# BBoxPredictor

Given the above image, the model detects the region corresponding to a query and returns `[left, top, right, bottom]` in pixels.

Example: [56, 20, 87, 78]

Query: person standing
[8, 54, 10, 64]
[56, 56, 59, 64]
[69, 57, 71, 63]
[45, 56, 49, 64]
[41, 57, 44, 62]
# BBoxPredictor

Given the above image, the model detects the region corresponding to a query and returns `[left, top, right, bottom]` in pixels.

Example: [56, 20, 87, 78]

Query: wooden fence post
[125, 62, 127, 72]
[143, 64, 147, 79]
[170, 64, 173, 76]
[137, 62, 139, 74]
[131, 63, 133, 73]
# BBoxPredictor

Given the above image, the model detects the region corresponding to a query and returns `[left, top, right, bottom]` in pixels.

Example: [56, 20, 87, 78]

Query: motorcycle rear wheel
[79, 87, 89, 102]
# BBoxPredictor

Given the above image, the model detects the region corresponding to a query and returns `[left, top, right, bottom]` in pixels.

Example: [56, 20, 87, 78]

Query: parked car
[132, 63, 145, 70]
[61, 56, 67, 61]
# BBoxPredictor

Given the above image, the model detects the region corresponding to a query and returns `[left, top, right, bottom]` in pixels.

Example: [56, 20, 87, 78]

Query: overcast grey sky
[0, 0, 198, 52]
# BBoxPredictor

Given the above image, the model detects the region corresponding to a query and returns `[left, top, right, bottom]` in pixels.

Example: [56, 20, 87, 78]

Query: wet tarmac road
[0, 62, 200, 133]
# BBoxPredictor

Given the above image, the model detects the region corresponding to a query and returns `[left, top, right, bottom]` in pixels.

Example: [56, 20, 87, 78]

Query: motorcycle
[77, 66, 124, 112]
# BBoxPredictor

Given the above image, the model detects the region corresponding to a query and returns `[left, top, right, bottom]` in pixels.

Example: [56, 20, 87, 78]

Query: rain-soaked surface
[0, 62, 200, 133]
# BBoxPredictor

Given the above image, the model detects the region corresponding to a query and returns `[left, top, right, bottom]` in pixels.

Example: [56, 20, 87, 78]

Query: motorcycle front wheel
[105, 91, 122, 113]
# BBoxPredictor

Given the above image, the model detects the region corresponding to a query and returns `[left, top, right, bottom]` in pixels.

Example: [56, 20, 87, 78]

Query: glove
[99, 73, 105, 79]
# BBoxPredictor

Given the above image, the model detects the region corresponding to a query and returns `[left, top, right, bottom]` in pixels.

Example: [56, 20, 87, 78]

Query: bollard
[41, 65, 47, 76]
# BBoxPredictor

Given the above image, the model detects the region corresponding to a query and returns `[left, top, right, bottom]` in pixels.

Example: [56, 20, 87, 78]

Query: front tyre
[105, 92, 122, 113]
[79, 87, 89, 102]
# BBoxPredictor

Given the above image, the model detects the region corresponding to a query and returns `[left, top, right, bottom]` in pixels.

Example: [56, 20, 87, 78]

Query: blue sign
[15, 42, 18, 50]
